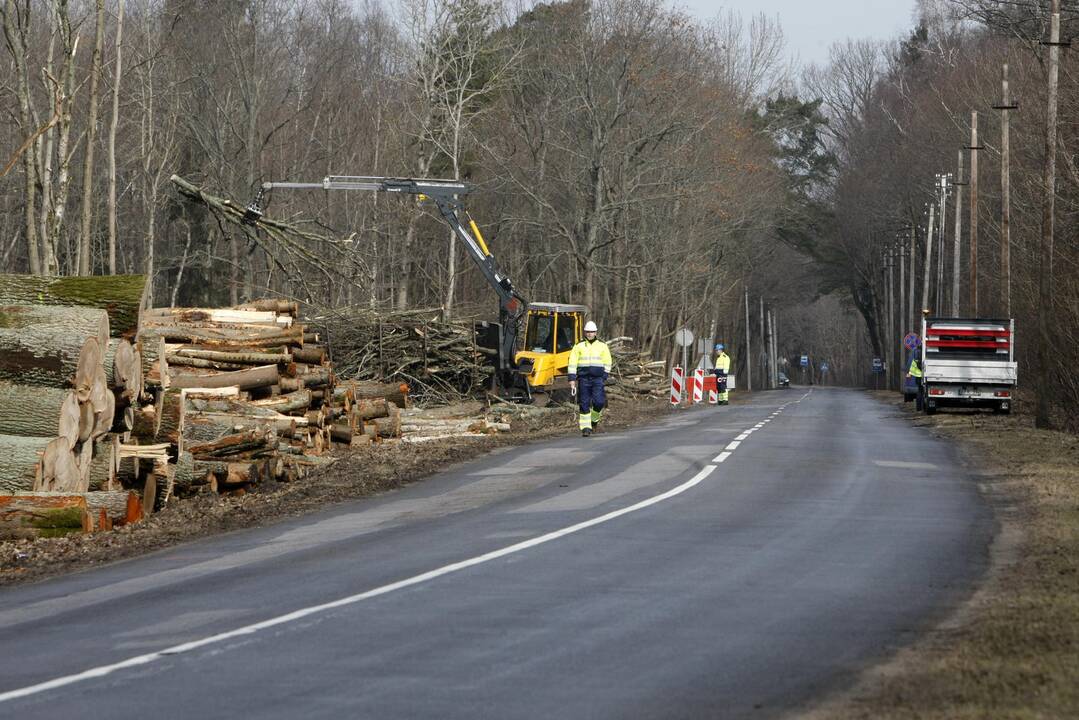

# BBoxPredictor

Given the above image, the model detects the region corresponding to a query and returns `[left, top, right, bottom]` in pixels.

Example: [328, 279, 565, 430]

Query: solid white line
[725, 441, 740, 450]
[0, 464, 719, 704]
[713, 451, 731, 463]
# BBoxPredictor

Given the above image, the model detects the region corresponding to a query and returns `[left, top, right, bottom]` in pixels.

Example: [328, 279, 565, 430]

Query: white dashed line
[713, 451, 731, 463]
[725, 441, 741, 451]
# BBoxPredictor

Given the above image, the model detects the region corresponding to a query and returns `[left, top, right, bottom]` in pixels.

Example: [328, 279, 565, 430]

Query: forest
[2, 0, 1077, 427]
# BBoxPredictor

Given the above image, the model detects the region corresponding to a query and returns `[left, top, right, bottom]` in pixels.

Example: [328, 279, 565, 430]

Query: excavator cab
[514, 303, 588, 404]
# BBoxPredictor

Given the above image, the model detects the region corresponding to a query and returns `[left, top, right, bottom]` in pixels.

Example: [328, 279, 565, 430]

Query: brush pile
[606, 336, 669, 399]
[309, 306, 490, 403]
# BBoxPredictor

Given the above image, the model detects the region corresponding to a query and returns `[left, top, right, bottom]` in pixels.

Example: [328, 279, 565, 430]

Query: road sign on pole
[800, 355, 809, 367]
[903, 332, 921, 351]
[675, 328, 694, 403]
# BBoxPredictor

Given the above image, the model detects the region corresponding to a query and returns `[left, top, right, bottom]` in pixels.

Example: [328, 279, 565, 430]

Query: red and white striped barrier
[709, 388, 718, 404]
[670, 366, 684, 405]
[692, 368, 704, 404]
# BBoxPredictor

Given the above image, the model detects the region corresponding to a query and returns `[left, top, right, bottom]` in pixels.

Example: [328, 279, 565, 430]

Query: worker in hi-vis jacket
[713, 343, 731, 404]
[568, 321, 612, 437]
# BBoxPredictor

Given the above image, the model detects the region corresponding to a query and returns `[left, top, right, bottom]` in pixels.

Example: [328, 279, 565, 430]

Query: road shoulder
[801, 391, 1079, 719]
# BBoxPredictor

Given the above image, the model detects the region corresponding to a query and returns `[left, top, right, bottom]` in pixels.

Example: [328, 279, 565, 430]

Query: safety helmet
[584, 321, 598, 333]
[715, 343, 724, 351]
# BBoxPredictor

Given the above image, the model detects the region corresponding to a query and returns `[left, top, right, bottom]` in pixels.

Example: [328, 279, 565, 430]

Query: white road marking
[0, 464, 719, 704]
[725, 441, 741, 450]
[713, 451, 731, 463]
[873, 460, 939, 470]
[735, 433, 750, 441]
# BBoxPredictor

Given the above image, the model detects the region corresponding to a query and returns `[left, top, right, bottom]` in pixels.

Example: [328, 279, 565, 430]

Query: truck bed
[924, 359, 1017, 385]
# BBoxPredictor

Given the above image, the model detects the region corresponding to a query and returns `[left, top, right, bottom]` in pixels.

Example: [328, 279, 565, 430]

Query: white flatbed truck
[920, 317, 1017, 415]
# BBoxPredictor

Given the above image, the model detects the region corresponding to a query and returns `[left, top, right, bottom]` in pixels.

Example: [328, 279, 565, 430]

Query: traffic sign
[820, 362, 829, 373]
[800, 355, 809, 368]
[903, 332, 920, 351]
[675, 328, 695, 347]
[871, 357, 884, 373]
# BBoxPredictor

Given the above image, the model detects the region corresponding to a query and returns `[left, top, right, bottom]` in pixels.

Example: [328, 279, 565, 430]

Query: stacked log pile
[131, 302, 423, 499]
[0, 274, 150, 535]
[310, 306, 489, 403]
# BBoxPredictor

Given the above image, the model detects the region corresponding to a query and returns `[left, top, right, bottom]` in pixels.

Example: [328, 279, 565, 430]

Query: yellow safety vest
[715, 352, 731, 373]
[568, 339, 612, 379]
[908, 359, 923, 378]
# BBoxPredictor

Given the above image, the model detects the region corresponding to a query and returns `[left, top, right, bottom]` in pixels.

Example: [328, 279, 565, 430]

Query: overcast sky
[675, 0, 917, 67]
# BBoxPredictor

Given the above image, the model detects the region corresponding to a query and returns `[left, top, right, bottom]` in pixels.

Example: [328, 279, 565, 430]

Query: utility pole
[766, 309, 775, 388]
[952, 151, 966, 316]
[743, 289, 753, 392]
[935, 173, 951, 314]
[772, 310, 779, 388]
[759, 296, 766, 389]
[908, 228, 916, 333]
[968, 111, 983, 315]
[898, 232, 906, 376]
[994, 63, 1018, 317]
[1037, 0, 1064, 429]
[921, 204, 935, 318]
[886, 244, 895, 388]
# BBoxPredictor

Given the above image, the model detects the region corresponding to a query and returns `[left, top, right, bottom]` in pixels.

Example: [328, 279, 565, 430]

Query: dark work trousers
[915, 378, 924, 411]
[578, 375, 607, 428]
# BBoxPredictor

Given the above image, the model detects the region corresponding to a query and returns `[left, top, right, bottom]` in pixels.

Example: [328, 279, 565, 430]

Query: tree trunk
[106, 0, 125, 274]
[77, 0, 106, 276]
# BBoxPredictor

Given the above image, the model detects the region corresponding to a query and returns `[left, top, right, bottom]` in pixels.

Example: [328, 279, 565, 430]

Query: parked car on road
[778, 371, 790, 388]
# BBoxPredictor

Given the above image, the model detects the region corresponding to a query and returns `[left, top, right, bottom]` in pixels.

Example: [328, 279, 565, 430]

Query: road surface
[0, 387, 992, 719]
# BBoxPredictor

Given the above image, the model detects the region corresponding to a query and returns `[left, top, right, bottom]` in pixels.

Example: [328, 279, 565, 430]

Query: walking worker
[907, 356, 924, 411]
[568, 320, 612, 437]
[713, 343, 731, 405]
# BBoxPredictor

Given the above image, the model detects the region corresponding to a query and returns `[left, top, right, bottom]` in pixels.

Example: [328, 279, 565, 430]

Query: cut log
[91, 389, 116, 439]
[81, 438, 117, 491]
[235, 298, 299, 316]
[329, 424, 353, 444]
[185, 427, 276, 459]
[0, 434, 52, 493]
[0, 274, 146, 337]
[0, 381, 74, 438]
[130, 404, 156, 442]
[353, 398, 390, 421]
[170, 364, 279, 390]
[165, 355, 245, 371]
[35, 437, 80, 492]
[171, 348, 292, 365]
[156, 389, 183, 445]
[143, 307, 292, 327]
[292, 347, 325, 364]
[249, 389, 312, 414]
[0, 306, 110, 388]
[139, 325, 303, 348]
[116, 455, 140, 487]
[298, 366, 332, 389]
[138, 334, 168, 388]
[112, 405, 135, 434]
[351, 380, 409, 408]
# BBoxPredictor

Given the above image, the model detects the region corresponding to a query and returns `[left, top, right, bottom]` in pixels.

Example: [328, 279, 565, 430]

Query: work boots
[581, 428, 592, 437]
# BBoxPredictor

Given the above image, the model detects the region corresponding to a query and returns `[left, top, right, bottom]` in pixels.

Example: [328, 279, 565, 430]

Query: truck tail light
[994, 390, 1011, 398]
[928, 389, 945, 396]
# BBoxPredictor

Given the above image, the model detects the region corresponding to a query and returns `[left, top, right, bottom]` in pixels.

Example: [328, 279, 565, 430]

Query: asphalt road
[0, 387, 993, 719]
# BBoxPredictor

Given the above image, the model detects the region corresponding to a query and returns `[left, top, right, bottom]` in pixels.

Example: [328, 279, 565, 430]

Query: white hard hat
[584, 321, 598, 333]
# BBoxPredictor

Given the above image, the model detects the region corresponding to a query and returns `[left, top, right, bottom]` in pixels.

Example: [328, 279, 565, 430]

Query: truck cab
[514, 303, 588, 402]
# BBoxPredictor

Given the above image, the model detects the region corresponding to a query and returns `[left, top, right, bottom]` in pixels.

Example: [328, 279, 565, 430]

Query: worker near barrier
[713, 343, 731, 405]
[568, 321, 612, 437]
[907, 357, 924, 411]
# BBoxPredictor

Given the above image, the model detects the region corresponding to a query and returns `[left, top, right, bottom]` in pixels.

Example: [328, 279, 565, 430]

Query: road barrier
[670, 366, 684, 405]
[692, 368, 704, 403]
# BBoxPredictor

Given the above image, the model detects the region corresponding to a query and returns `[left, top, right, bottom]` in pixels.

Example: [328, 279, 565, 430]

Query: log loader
[241, 176, 584, 404]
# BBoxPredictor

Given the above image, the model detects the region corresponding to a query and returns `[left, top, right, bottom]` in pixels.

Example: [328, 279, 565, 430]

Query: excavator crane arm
[242, 176, 528, 379]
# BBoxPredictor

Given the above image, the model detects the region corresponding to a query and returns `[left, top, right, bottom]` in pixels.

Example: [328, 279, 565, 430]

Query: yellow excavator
[243, 176, 586, 403]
